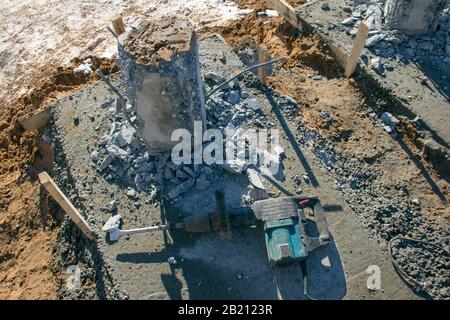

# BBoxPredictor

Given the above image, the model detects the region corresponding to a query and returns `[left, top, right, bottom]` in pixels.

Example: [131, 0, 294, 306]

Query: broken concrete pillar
[118, 16, 205, 154]
[384, 0, 448, 35]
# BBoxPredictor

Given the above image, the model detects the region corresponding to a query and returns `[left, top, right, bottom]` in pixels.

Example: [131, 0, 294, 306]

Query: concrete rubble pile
[318, 0, 450, 75]
[89, 17, 288, 205]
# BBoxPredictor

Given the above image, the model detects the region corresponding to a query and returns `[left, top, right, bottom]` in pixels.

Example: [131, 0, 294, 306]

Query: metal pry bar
[95, 69, 138, 132]
[95, 69, 126, 101]
[205, 56, 286, 100]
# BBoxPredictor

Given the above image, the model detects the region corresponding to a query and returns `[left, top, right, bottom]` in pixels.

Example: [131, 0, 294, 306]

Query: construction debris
[2, 0, 450, 302]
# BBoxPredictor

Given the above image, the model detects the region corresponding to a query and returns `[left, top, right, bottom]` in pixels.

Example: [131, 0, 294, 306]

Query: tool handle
[216, 190, 232, 240]
[312, 200, 330, 243]
[120, 225, 169, 236]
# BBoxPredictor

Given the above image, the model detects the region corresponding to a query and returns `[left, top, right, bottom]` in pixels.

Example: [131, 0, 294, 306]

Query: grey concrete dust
[47, 32, 448, 300]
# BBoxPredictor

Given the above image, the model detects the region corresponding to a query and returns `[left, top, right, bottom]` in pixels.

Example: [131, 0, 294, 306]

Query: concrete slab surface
[49, 34, 418, 300]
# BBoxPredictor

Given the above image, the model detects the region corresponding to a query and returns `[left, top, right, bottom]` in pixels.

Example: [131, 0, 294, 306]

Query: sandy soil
[203, 13, 449, 223]
[0, 0, 248, 300]
[0, 57, 117, 299]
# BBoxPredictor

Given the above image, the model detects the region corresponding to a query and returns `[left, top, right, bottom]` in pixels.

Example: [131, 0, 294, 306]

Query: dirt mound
[234, 0, 306, 10]
[0, 57, 117, 299]
[201, 13, 340, 77]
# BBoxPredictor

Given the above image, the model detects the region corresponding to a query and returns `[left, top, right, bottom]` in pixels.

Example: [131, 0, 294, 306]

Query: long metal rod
[95, 69, 139, 132]
[96, 69, 126, 101]
[205, 56, 286, 100]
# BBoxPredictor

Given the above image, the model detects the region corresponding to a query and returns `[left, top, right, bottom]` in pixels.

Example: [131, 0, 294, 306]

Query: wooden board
[19, 106, 52, 132]
[111, 15, 125, 36]
[344, 21, 370, 77]
[265, 0, 304, 30]
[38, 171, 96, 240]
[258, 46, 268, 85]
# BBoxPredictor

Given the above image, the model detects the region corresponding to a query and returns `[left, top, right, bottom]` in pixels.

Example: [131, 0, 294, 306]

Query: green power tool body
[252, 196, 330, 266]
[180, 192, 331, 266]
[104, 191, 331, 266]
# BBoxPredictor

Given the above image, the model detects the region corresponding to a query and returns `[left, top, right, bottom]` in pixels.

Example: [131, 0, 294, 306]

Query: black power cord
[388, 236, 450, 300]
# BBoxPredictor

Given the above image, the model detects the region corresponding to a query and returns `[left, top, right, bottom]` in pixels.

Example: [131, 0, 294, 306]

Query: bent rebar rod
[205, 56, 286, 100]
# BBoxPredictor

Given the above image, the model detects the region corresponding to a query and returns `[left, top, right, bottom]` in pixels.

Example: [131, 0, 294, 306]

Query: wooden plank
[38, 171, 96, 241]
[344, 21, 370, 77]
[258, 46, 268, 85]
[111, 15, 125, 36]
[265, 0, 303, 30]
[19, 106, 52, 132]
[327, 41, 349, 69]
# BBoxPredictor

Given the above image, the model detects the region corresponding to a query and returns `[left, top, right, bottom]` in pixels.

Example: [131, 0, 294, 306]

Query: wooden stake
[258, 47, 268, 85]
[111, 15, 125, 36]
[266, 0, 304, 31]
[38, 171, 96, 241]
[344, 21, 370, 78]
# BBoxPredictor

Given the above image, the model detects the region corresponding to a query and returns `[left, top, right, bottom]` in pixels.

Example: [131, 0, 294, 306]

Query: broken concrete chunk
[106, 144, 128, 160]
[265, 9, 279, 17]
[342, 6, 352, 13]
[384, 63, 395, 72]
[246, 99, 261, 111]
[366, 33, 386, 47]
[157, 151, 171, 170]
[381, 112, 400, 130]
[102, 214, 122, 232]
[246, 168, 266, 190]
[321, 3, 330, 11]
[183, 166, 198, 178]
[237, 9, 254, 15]
[242, 185, 268, 205]
[119, 125, 136, 145]
[205, 72, 226, 84]
[99, 154, 115, 171]
[176, 169, 190, 180]
[293, 175, 302, 186]
[370, 57, 382, 72]
[321, 256, 331, 268]
[106, 200, 118, 212]
[166, 161, 183, 171]
[126, 189, 137, 198]
[167, 178, 195, 199]
[226, 90, 240, 105]
[218, 159, 248, 174]
[341, 17, 355, 26]
[303, 174, 310, 184]
[73, 58, 93, 75]
[164, 166, 174, 180]
[90, 150, 100, 162]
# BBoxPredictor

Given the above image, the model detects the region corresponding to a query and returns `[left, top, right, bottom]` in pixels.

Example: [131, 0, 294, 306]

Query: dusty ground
[204, 12, 449, 222]
[202, 10, 449, 298]
[0, 0, 246, 300]
[0, 57, 117, 299]
[0, 0, 448, 300]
